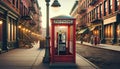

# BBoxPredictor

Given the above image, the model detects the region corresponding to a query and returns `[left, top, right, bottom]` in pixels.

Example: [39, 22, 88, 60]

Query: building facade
[0, 0, 42, 52]
[18, 0, 42, 48]
[75, 0, 120, 45]
[70, 1, 79, 40]
[0, 0, 20, 51]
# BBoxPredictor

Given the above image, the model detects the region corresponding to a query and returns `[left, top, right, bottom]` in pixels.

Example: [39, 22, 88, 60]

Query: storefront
[0, 3, 19, 51]
[0, 18, 3, 51]
[117, 24, 120, 44]
[103, 15, 120, 44]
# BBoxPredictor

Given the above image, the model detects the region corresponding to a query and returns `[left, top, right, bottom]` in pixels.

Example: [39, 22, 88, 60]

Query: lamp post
[43, 0, 61, 63]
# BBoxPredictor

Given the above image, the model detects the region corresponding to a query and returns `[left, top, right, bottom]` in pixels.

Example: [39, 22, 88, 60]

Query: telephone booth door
[50, 15, 76, 63]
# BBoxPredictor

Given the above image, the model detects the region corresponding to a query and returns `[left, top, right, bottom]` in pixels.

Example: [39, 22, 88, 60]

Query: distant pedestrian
[80, 34, 83, 44]
[97, 36, 100, 44]
[90, 35, 94, 45]
[94, 36, 97, 46]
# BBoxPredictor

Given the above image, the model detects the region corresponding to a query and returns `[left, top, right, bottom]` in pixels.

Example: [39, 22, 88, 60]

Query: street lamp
[43, 0, 61, 63]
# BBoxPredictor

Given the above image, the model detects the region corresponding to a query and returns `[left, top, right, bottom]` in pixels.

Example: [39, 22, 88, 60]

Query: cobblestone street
[76, 43, 120, 69]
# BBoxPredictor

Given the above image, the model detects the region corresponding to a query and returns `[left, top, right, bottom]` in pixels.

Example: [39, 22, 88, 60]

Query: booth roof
[51, 15, 75, 19]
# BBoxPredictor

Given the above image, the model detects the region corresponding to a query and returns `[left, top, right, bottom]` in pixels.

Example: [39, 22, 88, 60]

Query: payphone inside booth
[50, 15, 76, 63]
[57, 31, 66, 55]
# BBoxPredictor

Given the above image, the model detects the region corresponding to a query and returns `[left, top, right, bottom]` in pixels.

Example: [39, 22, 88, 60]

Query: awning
[78, 28, 89, 34]
[89, 26, 96, 31]
[89, 26, 98, 31]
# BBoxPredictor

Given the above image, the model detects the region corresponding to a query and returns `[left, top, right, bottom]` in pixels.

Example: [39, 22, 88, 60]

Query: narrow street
[76, 43, 120, 69]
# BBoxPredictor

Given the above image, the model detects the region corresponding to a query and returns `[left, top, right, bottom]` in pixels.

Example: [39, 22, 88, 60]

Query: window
[109, 0, 112, 13]
[16, 0, 18, 8]
[20, 2, 23, 15]
[115, 0, 120, 11]
[95, 6, 98, 19]
[105, 24, 113, 38]
[88, 13, 90, 23]
[98, 5, 100, 18]
[23, 6, 25, 16]
[92, 9, 95, 19]
[100, 3, 103, 18]
[86, 0, 89, 7]
[83, 1, 85, 8]
[117, 0, 120, 6]
[89, 12, 90, 22]
[8, 18, 10, 41]
[12, 0, 15, 4]
[104, 0, 108, 16]
[90, 11, 92, 21]
[117, 24, 120, 38]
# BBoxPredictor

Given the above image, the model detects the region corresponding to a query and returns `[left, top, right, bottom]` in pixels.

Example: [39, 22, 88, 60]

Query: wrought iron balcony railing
[78, 8, 86, 14]
[91, 18, 102, 23]
[21, 15, 32, 20]
[89, 0, 98, 5]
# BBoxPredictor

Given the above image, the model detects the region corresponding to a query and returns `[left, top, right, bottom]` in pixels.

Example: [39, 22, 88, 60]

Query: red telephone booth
[50, 15, 76, 63]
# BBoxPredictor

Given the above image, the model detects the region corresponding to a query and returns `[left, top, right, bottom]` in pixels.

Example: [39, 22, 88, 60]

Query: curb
[76, 54, 100, 69]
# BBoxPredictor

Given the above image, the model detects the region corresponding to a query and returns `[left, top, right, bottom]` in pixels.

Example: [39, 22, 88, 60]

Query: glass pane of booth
[54, 26, 74, 55]
[70, 26, 73, 54]
[55, 26, 68, 55]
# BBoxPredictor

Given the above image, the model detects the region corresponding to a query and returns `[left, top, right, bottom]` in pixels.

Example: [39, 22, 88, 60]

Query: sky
[38, 0, 76, 28]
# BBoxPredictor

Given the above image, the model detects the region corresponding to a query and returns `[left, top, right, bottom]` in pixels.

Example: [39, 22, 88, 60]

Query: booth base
[53, 55, 75, 63]
[50, 62, 78, 69]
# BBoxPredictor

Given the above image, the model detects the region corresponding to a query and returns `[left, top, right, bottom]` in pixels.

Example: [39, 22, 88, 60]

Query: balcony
[91, 18, 102, 23]
[77, 8, 86, 14]
[21, 14, 32, 20]
[29, 6, 36, 14]
[29, 20, 36, 26]
[89, 0, 98, 5]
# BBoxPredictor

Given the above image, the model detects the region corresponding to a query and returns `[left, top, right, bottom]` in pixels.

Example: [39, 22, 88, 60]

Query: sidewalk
[0, 43, 99, 69]
[76, 41, 120, 52]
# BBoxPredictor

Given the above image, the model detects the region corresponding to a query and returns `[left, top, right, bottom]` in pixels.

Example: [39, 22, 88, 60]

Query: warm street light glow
[26, 29, 28, 32]
[22, 28, 25, 31]
[28, 30, 31, 32]
[0, 20, 3, 24]
[51, 7, 60, 12]
[18, 25, 21, 28]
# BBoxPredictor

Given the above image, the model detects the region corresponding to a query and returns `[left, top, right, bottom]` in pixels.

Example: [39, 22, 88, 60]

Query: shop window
[13, 21, 16, 41]
[117, 24, 120, 38]
[8, 18, 10, 42]
[105, 24, 113, 38]
[11, 21, 14, 41]
[0, 20, 3, 41]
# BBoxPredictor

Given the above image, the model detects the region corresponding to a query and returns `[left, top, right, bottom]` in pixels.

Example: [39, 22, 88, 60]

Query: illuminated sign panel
[53, 19, 73, 24]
